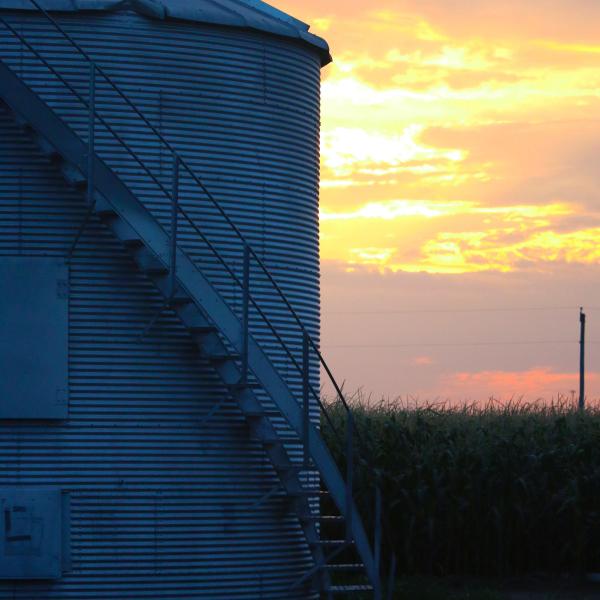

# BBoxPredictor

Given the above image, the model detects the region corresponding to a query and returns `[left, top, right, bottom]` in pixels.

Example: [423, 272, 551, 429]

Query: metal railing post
[241, 244, 250, 383]
[346, 411, 354, 542]
[169, 155, 179, 302]
[66, 61, 96, 260]
[87, 62, 95, 207]
[302, 331, 310, 466]
[3, 10, 384, 590]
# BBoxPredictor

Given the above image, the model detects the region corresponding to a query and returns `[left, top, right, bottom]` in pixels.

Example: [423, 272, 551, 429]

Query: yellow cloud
[408, 227, 600, 274]
[321, 125, 466, 176]
[366, 10, 449, 42]
[321, 200, 476, 221]
[312, 17, 332, 32]
[281, 1, 600, 279]
[321, 200, 572, 222]
[536, 40, 600, 55]
[321, 201, 583, 274]
[350, 247, 396, 264]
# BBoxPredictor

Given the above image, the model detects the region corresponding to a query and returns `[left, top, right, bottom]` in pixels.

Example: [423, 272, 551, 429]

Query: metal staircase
[0, 8, 390, 598]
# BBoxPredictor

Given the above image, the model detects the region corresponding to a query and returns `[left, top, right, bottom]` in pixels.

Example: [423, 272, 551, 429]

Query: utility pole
[579, 307, 586, 411]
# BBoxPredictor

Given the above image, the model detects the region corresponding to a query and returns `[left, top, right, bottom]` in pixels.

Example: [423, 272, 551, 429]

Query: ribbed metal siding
[0, 10, 321, 599]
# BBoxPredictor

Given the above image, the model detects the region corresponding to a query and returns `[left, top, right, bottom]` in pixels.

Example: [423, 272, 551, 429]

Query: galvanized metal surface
[0, 488, 64, 579]
[0, 53, 378, 595]
[0, 258, 69, 419]
[0, 9, 322, 598]
[0, 0, 331, 63]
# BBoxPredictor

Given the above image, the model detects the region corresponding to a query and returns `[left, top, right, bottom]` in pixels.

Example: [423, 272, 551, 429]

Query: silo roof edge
[0, 0, 332, 65]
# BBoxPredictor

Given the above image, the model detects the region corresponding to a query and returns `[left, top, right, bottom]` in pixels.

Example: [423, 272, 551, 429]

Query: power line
[324, 306, 600, 316]
[324, 340, 600, 349]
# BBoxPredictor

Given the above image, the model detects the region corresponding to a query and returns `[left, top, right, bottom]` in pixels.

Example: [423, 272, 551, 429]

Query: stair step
[261, 437, 282, 448]
[283, 466, 311, 475]
[190, 325, 218, 336]
[207, 352, 240, 363]
[299, 514, 344, 523]
[94, 197, 118, 219]
[33, 132, 59, 158]
[60, 162, 86, 187]
[135, 252, 169, 277]
[130, 246, 169, 277]
[326, 584, 374, 594]
[137, 260, 168, 276]
[274, 462, 309, 474]
[249, 422, 280, 446]
[175, 305, 213, 332]
[103, 214, 141, 244]
[170, 293, 193, 307]
[227, 381, 262, 392]
[142, 265, 169, 276]
[13, 112, 31, 131]
[323, 563, 364, 572]
[239, 406, 267, 418]
[310, 539, 347, 548]
[236, 393, 269, 418]
[122, 238, 144, 249]
[294, 488, 329, 498]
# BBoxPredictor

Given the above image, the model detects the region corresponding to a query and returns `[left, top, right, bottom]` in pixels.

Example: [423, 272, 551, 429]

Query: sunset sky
[277, 0, 600, 403]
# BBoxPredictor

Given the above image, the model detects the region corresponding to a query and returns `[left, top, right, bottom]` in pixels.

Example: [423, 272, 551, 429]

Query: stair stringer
[0, 57, 378, 593]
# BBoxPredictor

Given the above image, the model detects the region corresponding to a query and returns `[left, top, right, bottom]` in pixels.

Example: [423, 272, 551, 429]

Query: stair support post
[302, 331, 310, 467]
[169, 155, 179, 302]
[67, 61, 96, 261]
[87, 62, 95, 208]
[138, 155, 179, 337]
[241, 244, 250, 383]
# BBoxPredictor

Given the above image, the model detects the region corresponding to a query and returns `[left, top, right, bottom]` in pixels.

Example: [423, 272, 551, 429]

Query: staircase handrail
[3, 0, 361, 445]
[0, 8, 393, 591]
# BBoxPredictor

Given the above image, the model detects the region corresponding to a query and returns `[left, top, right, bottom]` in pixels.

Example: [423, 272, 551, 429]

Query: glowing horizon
[275, 0, 600, 402]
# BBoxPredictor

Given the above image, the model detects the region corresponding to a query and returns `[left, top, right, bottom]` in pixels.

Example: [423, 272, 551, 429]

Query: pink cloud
[440, 367, 599, 402]
[413, 355, 434, 366]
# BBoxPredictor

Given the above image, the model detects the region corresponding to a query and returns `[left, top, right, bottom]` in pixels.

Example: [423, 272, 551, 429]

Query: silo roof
[0, 0, 332, 64]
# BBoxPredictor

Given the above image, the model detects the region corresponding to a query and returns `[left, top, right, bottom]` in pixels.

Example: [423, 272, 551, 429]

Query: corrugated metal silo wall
[0, 9, 321, 599]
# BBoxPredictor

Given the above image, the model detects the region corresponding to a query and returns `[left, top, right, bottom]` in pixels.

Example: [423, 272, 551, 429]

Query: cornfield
[322, 397, 600, 578]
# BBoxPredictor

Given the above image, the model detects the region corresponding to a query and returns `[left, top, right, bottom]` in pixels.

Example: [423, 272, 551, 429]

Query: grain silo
[0, 0, 380, 597]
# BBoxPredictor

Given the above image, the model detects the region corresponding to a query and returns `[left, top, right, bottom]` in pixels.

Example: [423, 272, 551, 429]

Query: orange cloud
[299, 0, 600, 277]
[441, 368, 600, 402]
[413, 356, 434, 366]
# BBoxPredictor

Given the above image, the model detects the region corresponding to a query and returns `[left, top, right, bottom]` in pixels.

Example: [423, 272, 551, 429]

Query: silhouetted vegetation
[323, 397, 600, 580]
